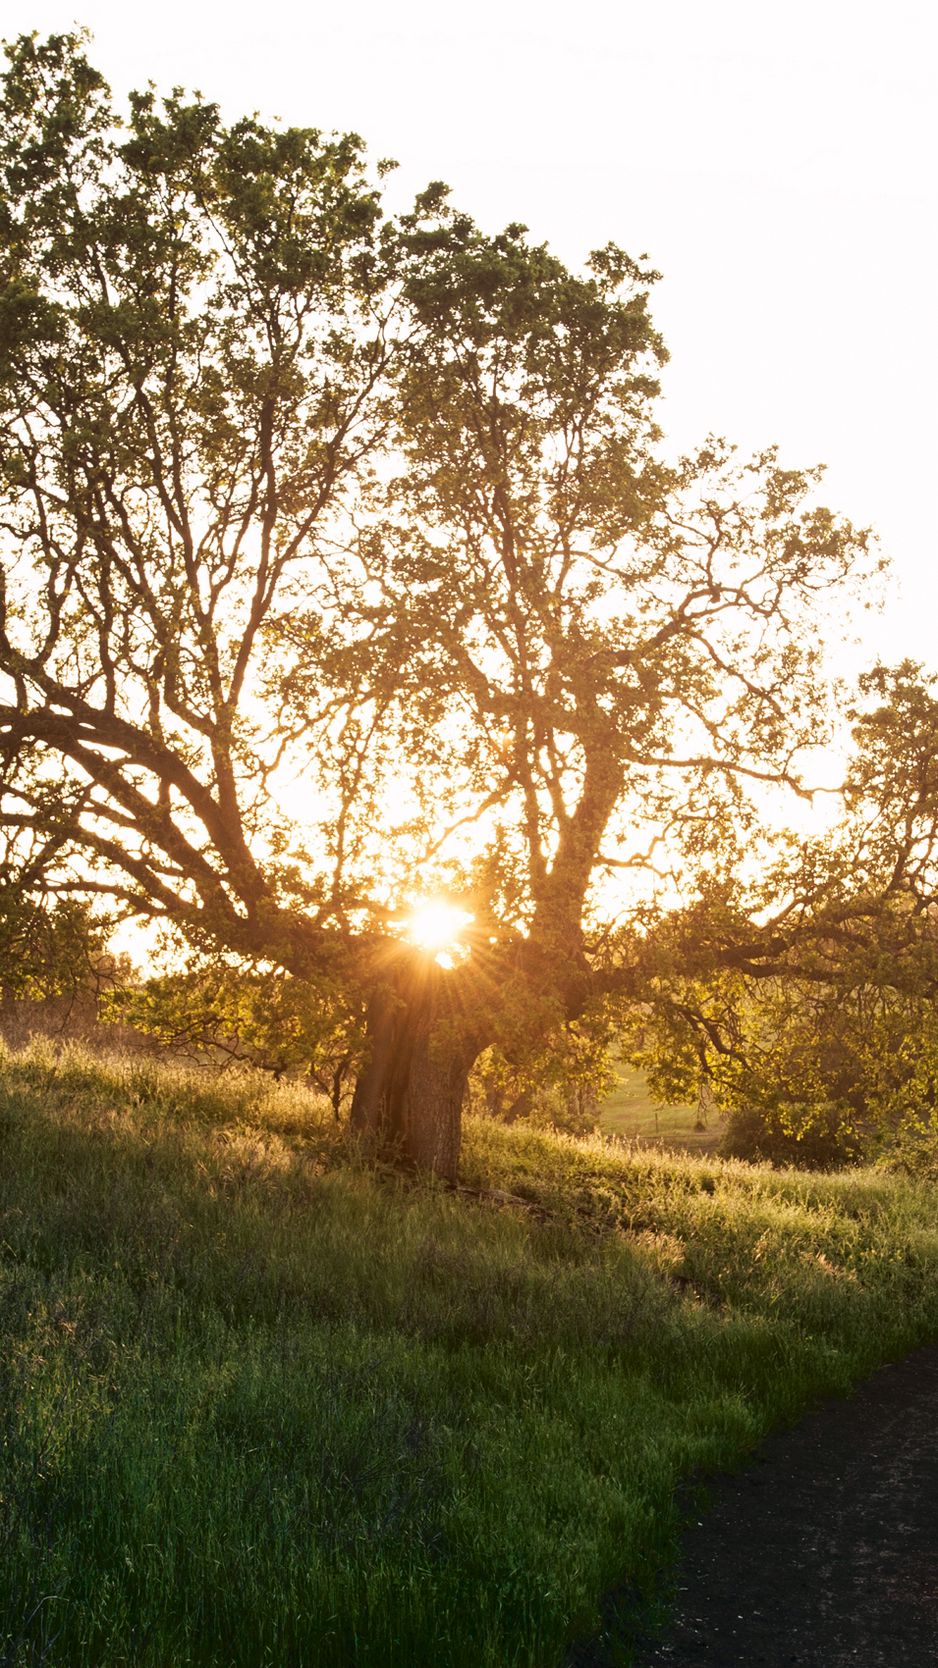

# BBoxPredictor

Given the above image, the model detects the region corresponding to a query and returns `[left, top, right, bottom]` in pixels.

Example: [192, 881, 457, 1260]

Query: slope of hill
[3, 1042, 938, 1666]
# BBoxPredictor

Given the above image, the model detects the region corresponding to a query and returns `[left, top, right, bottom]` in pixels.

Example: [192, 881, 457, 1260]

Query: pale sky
[5, 0, 937, 668]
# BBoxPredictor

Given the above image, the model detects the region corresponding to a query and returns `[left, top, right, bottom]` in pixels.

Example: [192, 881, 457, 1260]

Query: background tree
[0, 806, 124, 1004]
[114, 957, 361, 1113]
[468, 1006, 618, 1134]
[0, 32, 878, 1176]
[0, 887, 118, 1004]
[626, 665, 938, 1166]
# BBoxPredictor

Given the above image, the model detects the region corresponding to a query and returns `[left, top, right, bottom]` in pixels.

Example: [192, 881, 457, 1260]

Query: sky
[4, 0, 937, 668]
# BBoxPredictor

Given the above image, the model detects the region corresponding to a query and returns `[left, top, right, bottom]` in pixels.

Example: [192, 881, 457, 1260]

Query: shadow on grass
[4, 1046, 938, 1667]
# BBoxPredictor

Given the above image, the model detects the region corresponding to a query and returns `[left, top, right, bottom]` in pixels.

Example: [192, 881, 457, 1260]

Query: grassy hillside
[3, 1043, 938, 1667]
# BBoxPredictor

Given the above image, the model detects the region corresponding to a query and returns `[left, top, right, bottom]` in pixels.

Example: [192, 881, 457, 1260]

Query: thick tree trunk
[349, 952, 475, 1180]
[394, 1025, 469, 1177]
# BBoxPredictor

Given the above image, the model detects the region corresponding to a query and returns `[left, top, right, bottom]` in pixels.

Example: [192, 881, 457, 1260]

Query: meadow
[3, 1042, 938, 1667]
[597, 1067, 720, 1155]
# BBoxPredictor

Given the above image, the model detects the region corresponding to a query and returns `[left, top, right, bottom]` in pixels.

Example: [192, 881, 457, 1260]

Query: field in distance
[600, 1066, 723, 1155]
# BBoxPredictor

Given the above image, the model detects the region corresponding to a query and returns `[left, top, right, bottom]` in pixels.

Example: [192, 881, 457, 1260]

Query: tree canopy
[2, 30, 916, 1176]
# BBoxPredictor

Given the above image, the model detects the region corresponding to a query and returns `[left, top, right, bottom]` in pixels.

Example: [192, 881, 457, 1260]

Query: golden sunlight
[404, 898, 475, 962]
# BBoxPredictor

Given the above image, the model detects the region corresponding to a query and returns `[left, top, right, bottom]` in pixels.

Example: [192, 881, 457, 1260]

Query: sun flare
[404, 898, 475, 961]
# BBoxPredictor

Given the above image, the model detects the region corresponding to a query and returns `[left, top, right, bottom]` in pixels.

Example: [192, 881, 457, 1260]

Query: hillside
[3, 1043, 938, 1666]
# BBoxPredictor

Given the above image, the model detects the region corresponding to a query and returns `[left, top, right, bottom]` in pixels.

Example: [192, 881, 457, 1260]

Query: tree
[0, 808, 123, 1002]
[114, 957, 361, 1113]
[468, 1008, 617, 1135]
[0, 887, 118, 1003]
[625, 665, 938, 1166]
[0, 32, 876, 1176]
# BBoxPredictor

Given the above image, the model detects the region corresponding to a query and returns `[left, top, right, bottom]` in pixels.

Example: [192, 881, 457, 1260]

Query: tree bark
[349, 951, 475, 1180]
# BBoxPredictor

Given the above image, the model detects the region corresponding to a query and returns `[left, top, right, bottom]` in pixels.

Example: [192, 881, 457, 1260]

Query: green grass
[3, 1041, 938, 1666]
[599, 1066, 721, 1154]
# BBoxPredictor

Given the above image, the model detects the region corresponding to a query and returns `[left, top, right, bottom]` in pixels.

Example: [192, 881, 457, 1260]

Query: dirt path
[569, 1340, 938, 1667]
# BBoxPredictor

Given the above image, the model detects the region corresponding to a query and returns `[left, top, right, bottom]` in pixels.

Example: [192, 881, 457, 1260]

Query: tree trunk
[394, 1023, 468, 1177]
[350, 952, 475, 1180]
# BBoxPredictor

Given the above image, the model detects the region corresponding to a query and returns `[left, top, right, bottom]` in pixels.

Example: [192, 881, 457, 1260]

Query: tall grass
[3, 1040, 938, 1666]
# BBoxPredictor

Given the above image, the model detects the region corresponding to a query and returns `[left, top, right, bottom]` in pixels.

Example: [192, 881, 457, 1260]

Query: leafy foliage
[467, 1005, 617, 1133]
[621, 668, 938, 1166]
[0, 890, 118, 1001]
[0, 31, 921, 1173]
[113, 959, 362, 1108]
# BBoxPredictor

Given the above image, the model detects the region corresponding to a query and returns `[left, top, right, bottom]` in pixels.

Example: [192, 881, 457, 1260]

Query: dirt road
[570, 1340, 938, 1667]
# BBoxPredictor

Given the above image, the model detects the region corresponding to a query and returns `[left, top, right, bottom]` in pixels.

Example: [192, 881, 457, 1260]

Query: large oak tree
[0, 32, 875, 1174]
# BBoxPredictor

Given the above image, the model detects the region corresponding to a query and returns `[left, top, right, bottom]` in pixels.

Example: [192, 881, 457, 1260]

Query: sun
[404, 898, 474, 963]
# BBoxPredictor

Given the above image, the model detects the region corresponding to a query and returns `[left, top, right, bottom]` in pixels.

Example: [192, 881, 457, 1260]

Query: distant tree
[469, 1009, 617, 1134]
[627, 666, 938, 1165]
[0, 33, 881, 1175]
[114, 959, 361, 1113]
[0, 811, 123, 1002]
[0, 888, 115, 1003]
